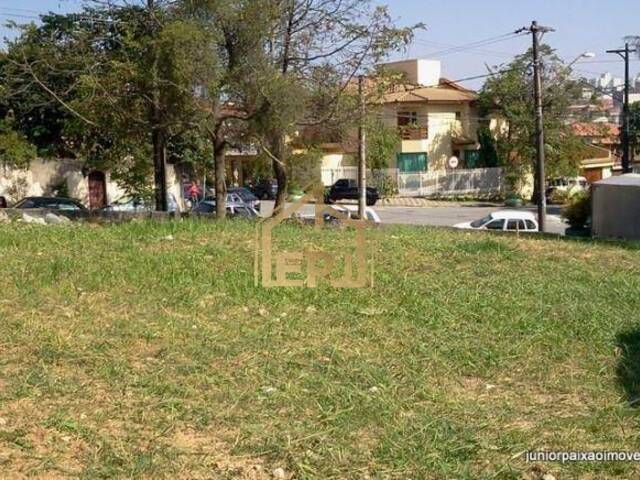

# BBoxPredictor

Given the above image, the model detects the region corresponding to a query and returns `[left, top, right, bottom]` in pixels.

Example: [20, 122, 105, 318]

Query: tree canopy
[0, 0, 417, 213]
[478, 45, 590, 195]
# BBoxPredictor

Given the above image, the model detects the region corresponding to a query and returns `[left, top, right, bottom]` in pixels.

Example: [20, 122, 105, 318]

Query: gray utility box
[592, 174, 640, 241]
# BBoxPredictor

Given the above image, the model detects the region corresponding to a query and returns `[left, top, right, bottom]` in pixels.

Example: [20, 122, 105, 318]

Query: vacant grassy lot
[1, 220, 639, 479]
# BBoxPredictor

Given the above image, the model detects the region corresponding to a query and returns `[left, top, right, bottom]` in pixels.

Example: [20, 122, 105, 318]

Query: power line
[411, 38, 519, 59]
[418, 32, 528, 58]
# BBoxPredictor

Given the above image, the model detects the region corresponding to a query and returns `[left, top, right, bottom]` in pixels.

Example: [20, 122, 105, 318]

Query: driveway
[259, 201, 567, 235]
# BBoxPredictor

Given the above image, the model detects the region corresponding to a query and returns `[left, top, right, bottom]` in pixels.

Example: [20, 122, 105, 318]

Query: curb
[380, 198, 503, 208]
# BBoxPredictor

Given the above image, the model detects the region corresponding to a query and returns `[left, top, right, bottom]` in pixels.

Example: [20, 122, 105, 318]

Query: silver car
[102, 194, 181, 213]
[192, 199, 259, 218]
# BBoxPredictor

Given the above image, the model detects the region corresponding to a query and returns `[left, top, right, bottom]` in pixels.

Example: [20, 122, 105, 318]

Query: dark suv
[251, 179, 278, 200]
[324, 179, 379, 206]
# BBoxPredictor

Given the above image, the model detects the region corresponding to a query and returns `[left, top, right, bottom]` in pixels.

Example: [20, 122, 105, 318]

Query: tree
[0, 117, 37, 168]
[253, 0, 420, 213]
[2, 3, 214, 209]
[630, 101, 640, 158]
[181, 0, 276, 218]
[366, 118, 400, 169]
[0, 16, 85, 158]
[478, 45, 588, 199]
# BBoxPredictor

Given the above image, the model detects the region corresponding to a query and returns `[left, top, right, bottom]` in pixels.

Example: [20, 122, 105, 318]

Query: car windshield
[230, 188, 257, 202]
[471, 214, 492, 228]
[15, 198, 80, 210]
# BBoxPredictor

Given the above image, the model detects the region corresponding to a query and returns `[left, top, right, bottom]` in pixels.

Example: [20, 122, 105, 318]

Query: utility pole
[607, 43, 637, 174]
[358, 75, 367, 220]
[519, 21, 555, 233]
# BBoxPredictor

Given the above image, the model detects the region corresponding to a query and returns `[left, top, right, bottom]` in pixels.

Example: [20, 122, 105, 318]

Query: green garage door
[397, 153, 427, 172]
[464, 150, 480, 169]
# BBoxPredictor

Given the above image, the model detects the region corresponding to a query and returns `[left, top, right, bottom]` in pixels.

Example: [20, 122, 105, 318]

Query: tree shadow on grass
[616, 329, 640, 407]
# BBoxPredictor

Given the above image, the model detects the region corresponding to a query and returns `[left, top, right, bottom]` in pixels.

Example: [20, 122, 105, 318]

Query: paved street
[259, 200, 567, 235]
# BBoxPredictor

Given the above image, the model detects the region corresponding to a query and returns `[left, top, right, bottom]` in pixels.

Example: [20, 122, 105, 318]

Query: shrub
[549, 189, 569, 205]
[370, 171, 398, 197]
[562, 191, 591, 229]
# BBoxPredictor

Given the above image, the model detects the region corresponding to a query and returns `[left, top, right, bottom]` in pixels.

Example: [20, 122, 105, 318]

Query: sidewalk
[380, 197, 502, 208]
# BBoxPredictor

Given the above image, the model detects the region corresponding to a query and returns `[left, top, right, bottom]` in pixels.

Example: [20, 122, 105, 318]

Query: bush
[562, 191, 591, 229]
[549, 189, 569, 205]
[504, 193, 524, 207]
[370, 171, 398, 198]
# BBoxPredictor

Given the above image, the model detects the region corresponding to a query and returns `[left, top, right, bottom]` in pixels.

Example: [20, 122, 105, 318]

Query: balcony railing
[399, 126, 428, 140]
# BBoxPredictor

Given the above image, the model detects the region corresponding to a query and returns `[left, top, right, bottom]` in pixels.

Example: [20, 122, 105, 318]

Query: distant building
[321, 59, 483, 177]
[571, 122, 618, 182]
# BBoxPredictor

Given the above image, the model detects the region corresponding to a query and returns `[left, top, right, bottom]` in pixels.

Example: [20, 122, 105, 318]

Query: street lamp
[567, 51, 596, 68]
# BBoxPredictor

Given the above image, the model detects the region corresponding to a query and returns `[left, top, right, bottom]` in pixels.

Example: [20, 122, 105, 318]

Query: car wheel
[366, 198, 376, 206]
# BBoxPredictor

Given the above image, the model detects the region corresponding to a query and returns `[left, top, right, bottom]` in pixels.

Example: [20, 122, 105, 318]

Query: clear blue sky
[1, 0, 639, 89]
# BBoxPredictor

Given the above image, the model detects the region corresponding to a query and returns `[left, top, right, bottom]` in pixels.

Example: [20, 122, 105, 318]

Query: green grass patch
[0, 220, 639, 479]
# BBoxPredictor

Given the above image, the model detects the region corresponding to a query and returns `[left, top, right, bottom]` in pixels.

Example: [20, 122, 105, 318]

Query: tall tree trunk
[148, 1, 166, 212]
[214, 138, 227, 219]
[272, 132, 288, 214]
[152, 125, 168, 212]
[531, 161, 541, 204]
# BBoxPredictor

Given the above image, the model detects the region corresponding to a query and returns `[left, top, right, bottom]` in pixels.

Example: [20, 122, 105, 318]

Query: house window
[455, 111, 462, 121]
[396, 152, 427, 172]
[397, 111, 418, 127]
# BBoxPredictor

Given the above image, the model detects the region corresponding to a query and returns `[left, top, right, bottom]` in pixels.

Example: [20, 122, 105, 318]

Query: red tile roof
[571, 122, 620, 138]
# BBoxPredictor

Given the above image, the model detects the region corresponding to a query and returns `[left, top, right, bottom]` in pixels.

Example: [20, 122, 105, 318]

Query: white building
[0, 159, 183, 209]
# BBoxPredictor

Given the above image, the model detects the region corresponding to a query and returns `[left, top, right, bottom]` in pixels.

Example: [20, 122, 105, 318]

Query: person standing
[188, 182, 201, 208]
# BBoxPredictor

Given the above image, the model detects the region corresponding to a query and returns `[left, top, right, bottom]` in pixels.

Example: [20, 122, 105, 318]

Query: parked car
[13, 196, 88, 212]
[192, 199, 259, 218]
[228, 187, 260, 210]
[251, 179, 278, 200]
[102, 194, 181, 213]
[325, 178, 379, 206]
[546, 176, 589, 202]
[454, 211, 539, 232]
[198, 192, 249, 208]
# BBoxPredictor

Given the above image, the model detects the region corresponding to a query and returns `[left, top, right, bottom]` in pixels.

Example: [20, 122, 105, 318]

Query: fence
[321, 166, 504, 198]
[321, 167, 399, 189]
[397, 168, 504, 197]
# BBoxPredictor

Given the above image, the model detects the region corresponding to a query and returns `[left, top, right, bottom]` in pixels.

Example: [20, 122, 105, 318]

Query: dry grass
[0, 220, 639, 479]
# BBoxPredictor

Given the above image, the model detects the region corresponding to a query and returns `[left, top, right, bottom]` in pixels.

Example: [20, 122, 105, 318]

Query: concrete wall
[0, 159, 182, 209]
[381, 59, 441, 87]
[321, 153, 356, 169]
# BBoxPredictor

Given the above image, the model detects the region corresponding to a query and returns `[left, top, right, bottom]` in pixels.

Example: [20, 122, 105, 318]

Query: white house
[322, 59, 482, 175]
[0, 159, 183, 209]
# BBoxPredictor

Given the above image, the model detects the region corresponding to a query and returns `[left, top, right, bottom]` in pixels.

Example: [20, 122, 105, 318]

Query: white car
[102, 194, 181, 213]
[454, 210, 539, 232]
[546, 176, 589, 200]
